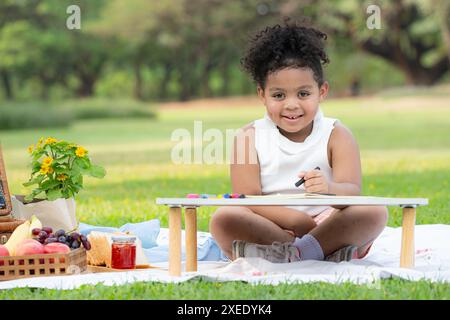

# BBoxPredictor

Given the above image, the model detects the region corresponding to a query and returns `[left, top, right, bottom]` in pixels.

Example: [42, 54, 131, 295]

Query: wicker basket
[0, 247, 87, 281]
[0, 216, 26, 244]
[0, 145, 20, 243]
[0, 145, 12, 216]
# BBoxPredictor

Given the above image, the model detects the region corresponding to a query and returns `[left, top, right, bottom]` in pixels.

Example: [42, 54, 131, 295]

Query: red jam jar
[111, 235, 137, 269]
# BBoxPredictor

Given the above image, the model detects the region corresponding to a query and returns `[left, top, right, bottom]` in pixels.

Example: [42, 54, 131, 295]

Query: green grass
[1, 279, 449, 300]
[1, 88, 449, 299]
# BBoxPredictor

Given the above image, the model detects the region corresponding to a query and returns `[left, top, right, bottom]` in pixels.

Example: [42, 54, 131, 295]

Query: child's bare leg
[210, 206, 295, 259]
[245, 205, 316, 237]
[309, 205, 388, 257]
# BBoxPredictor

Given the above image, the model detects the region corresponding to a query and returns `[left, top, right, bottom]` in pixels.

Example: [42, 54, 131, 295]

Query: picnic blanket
[0, 222, 449, 290]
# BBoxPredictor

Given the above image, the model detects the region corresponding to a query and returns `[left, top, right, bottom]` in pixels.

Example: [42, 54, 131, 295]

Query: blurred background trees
[0, 0, 448, 103]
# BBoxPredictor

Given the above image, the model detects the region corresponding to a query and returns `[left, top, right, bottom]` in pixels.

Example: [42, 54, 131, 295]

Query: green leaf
[40, 179, 61, 190]
[74, 157, 89, 169]
[32, 161, 41, 170]
[24, 194, 34, 202]
[46, 188, 62, 201]
[81, 157, 90, 168]
[55, 155, 69, 163]
[23, 180, 34, 187]
[89, 165, 106, 178]
[23, 175, 45, 187]
[25, 188, 44, 202]
[61, 189, 70, 199]
[32, 150, 45, 161]
[72, 173, 83, 185]
[70, 163, 81, 175]
[54, 166, 68, 174]
[44, 144, 52, 154]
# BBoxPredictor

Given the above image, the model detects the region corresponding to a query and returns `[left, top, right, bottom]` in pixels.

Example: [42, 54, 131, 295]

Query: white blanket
[1, 224, 449, 290]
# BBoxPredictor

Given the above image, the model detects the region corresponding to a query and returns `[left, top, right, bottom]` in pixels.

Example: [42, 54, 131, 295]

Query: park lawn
[0, 89, 449, 299]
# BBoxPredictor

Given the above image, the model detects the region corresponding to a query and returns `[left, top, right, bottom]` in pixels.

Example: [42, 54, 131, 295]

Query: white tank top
[253, 108, 338, 216]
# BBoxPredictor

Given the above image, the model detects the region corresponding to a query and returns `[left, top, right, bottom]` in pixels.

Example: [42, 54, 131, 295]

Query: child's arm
[231, 125, 316, 237]
[299, 123, 361, 197]
[328, 123, 362, 195]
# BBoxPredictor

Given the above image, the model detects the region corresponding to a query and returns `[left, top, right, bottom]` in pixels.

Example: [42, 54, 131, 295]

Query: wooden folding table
[156, 196, 428, 276]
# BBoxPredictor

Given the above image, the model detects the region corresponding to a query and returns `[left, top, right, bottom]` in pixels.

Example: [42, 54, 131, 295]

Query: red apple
[44, 242, 71, 254]
[15, 239, 45, 256]
[0, 244, 9, 257]
[18, 239, 39, 246]
[0, 244, 9, 266]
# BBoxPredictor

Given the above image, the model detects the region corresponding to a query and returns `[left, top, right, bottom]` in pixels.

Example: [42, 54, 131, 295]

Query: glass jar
[111, 235, 137, 269]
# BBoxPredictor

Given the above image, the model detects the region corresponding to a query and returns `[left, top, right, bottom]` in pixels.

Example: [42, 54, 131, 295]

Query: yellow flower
[42, 157, 53, 166]
[28, 145, 34, 154]
[44, 137, 58, 145]
[57, 174, 68, 181]
[66, 143, 77, 150]
[40, 166, 50, 175]
[37, 137, 44, 147]
[75, 146, 87, 157]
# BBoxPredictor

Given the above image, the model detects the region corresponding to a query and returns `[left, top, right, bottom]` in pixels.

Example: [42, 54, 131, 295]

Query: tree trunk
[220, 63, 230, 97]
[337, 1, 449, 86]
[436, 0, 450, 64]
[178, 67, 191, 101]
[0, 70, 13, 100]
[200, 62, 212, 98]
[76, 76, 95, 97]
[159, 62, 172, 101]
[359, 37, 449, 85]
[38, 74, 51, 100]
[133, 62, 144, 101]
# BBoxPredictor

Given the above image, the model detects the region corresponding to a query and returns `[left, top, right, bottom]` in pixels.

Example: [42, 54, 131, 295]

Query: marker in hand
[295, 166, 320, 187]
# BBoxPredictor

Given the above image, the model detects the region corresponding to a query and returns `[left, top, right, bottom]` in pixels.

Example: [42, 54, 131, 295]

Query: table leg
[169, 206, 182, 276]
[400, 207, 416, 268]
[185, 207, 198, 272]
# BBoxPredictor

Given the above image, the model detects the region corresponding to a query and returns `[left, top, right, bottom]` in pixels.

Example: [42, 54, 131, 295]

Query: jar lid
[111, 235, 137, 243]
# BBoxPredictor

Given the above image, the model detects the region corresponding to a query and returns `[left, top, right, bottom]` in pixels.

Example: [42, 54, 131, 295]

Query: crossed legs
[210, 205, 388, 260]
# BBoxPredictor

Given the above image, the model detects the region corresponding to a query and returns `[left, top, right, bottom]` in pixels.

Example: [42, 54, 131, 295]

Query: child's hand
[298, 169, 329, 193]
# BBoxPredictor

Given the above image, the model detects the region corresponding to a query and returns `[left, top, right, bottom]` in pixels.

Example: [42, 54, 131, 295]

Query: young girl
[209, 20, 388, 263]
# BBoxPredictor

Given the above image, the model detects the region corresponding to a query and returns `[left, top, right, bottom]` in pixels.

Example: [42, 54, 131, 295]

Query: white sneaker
[232, 240, 301, 263]
[325, 245, 358, 262]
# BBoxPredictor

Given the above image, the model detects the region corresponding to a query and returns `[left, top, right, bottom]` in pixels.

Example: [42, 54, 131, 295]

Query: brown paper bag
[10, 195, 78, 231]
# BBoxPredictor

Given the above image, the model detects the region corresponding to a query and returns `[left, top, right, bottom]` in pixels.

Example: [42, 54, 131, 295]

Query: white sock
[293, 234, 324, 261]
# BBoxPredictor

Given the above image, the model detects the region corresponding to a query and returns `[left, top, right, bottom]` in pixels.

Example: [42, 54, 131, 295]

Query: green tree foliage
[0, 0, 448, 102]
[293, 0, 450, 85]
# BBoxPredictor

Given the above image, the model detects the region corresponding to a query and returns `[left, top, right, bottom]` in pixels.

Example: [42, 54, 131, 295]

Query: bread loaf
[86, 231, 150, 268]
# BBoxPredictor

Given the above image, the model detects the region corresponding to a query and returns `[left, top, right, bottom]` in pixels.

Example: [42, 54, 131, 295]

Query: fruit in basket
[42, 227, 53, 234]
[70, 240, 80, 249]
[28, 215, 42, 237]
[80, 235, 91, 250]
[54, 229, 66, 238]
[0, 244, 9, 266]
[44, 242, 71, 254]
[71, 232, 80, 240]
[4, 220, 31, 256]
[15, 239, 45, 256]
[28, 226, 91, 252]
[44, 237, 58, 244]
[0, 245, 9, 257]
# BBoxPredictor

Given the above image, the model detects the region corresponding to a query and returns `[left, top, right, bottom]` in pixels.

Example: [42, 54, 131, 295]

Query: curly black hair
[241, 19, 329, 89]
